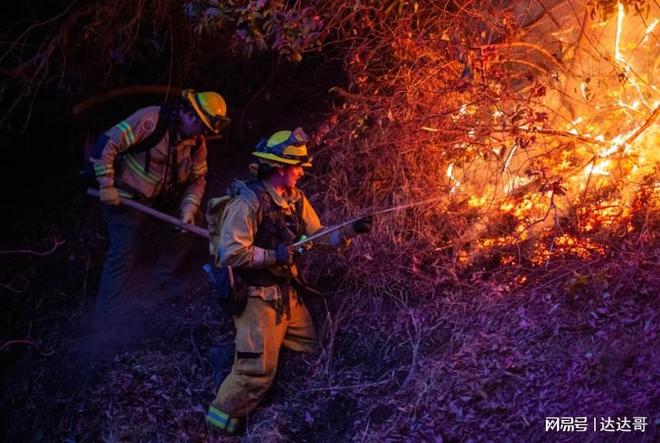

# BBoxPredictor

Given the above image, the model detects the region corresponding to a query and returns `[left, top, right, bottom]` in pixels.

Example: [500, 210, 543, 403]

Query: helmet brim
[252, 152, 312, 167]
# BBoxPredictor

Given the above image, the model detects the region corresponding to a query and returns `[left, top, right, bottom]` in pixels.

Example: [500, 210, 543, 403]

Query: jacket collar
[262, 180, 300, 209]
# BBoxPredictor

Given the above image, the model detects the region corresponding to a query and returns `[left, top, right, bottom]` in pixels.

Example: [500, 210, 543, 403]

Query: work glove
[351, 215, 373, 235]
[275, 244, 294, 266]
[99, 186, 120, 206]
[180, 207, 196, 225]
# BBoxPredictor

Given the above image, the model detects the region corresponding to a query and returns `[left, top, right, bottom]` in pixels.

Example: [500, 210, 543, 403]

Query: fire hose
[291, 196, 448, 248]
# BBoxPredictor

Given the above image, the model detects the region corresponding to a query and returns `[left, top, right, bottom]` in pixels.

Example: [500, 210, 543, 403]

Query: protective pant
[96, 205, 146, 312]
[207, 292, 317, 431]
[95, 204, 197, 312]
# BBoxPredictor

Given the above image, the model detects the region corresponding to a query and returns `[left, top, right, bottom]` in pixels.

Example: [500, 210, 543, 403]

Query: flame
[446, 163, 461, 193]
[614, 2, 625, 64]
[612, 3, 651, 108]
[451, 2, 659, 268]
[642, 18, 659, 44]
[584, 159, 611, 177]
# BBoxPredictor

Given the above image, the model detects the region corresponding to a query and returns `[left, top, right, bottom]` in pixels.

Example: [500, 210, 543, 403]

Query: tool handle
[86, 188, 210, 238]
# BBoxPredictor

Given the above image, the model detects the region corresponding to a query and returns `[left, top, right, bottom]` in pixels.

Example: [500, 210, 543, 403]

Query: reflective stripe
[116, 121, 136, 146]
[206, 406, 240, 433]
[208, 406, 229, 420]
[182, 194, 200, 205]
[191, 168, 208, 178]
[94, 164, 112, 176]
[123, 154, 159, 185]
[206, 406, 229, 428]
[207, 414, 226, 429]
[191, 164, 208, 175]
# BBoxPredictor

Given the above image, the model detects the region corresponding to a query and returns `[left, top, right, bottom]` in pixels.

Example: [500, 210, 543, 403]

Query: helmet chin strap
[174, 107, 186, 136]
[266, 169, 290, 196]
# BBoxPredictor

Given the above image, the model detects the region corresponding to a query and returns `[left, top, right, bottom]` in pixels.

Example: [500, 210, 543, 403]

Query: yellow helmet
[252, 127, 313, 167]
[183, 89, 229, 134]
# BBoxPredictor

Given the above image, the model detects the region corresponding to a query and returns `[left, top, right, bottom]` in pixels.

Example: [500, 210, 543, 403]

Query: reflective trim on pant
[210, 293, 317, 418]
[206, 405, 241, 433]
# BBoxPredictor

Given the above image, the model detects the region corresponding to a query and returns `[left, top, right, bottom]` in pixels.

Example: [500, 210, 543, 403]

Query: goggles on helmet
[255, 127, 311, 163]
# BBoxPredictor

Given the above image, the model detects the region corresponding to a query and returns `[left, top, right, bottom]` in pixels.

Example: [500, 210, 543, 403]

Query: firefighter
[206, 127, 371, 434]
[92, 89, 229, 312]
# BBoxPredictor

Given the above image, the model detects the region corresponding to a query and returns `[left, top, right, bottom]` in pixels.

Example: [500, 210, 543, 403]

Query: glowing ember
[531, 234, 608, 266]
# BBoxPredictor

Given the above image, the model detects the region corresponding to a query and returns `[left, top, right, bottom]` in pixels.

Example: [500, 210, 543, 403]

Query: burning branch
[473, 42, 568, 74]
[314, 0, 659, 280]
[623, 105, 660, 146]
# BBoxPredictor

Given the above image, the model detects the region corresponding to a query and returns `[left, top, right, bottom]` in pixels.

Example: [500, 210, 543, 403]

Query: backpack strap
[171, 119, 178, 179]
[124, 105, 174, 174]
[206, 195, 233, 264]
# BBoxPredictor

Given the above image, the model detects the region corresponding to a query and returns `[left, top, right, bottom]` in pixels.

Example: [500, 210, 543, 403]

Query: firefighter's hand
[275, 244, 294, 265]
[99, 186, 120, 206]
[351, 215, 373, 234]
[180, 208, 195, 225]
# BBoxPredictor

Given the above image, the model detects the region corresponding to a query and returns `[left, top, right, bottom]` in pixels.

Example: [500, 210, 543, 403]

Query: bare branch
[0, 339, 55, 356]
[0, 238, 65, 256]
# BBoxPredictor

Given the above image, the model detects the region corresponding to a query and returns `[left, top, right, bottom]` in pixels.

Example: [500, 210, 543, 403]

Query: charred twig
[189, 328, 205, 370]
[238, 55, 281, 142]
[0, 238, 65, 256]
[0, 279, 29, 294]
[400, 306, 422, 390]
[0, 339, 55, 356]
[0, 0, 80, 65]
[329, 86, 386, 104]
[298, 378, 389, 393]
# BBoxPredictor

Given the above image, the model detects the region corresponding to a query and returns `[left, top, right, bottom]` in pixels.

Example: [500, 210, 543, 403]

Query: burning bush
[284, 1, 659, 440]
[304, 0, 658, 288]
[1, 1, 657, 441]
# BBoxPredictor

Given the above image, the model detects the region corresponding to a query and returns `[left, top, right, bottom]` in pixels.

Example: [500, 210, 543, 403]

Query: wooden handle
[87, 188, 210, 239]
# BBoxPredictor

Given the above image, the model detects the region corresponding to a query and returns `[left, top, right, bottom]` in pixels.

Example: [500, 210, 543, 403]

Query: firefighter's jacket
[218, 180, 353, 301]
[93, 106, 207, 214]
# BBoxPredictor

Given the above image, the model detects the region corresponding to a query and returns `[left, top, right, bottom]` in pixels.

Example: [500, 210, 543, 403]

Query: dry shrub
[306, 0, 658, 291]
[278, 1, 659, 440]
